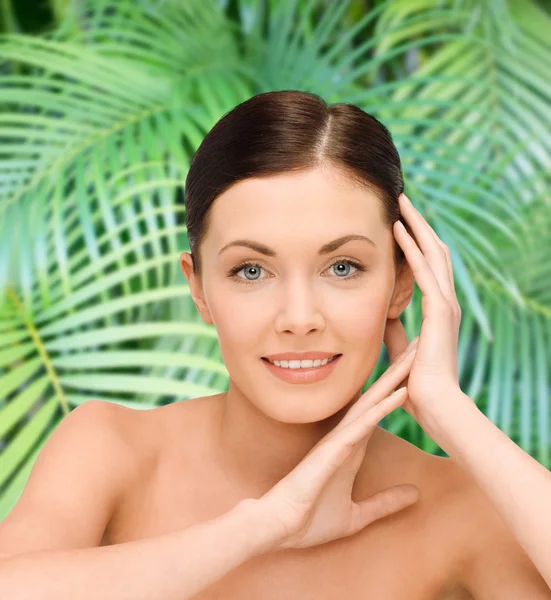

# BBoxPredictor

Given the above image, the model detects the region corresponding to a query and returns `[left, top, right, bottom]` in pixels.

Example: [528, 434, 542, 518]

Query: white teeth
[266, 356, 338, 369]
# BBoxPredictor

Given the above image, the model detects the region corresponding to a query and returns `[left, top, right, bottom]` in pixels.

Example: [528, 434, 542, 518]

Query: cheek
[352, 265, 396, 331]
[206, 293, 263, 357]
[207, 274, 393, 352]
[337, 285, 392, 339]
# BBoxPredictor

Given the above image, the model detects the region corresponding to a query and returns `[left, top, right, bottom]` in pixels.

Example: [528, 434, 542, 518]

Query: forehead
[206, 167, 385, 249]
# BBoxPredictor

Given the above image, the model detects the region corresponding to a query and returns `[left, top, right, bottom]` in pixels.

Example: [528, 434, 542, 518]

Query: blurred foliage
[1, 0, 550, 518]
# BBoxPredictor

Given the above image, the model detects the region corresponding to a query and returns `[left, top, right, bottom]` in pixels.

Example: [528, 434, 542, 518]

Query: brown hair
[183, 89, 407, 277]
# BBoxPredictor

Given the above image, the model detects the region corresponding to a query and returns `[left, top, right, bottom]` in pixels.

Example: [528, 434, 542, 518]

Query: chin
[249, 385, 361, 425]
[226, 354, 370, 422]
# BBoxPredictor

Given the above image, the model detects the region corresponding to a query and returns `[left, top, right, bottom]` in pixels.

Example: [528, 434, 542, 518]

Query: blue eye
[226, 259, 367, 286]
[237, 264, 262, 282]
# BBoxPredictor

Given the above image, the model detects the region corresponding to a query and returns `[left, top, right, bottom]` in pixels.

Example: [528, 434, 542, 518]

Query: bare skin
[99, 165, 477, 597]
[102, 394, 474, 600]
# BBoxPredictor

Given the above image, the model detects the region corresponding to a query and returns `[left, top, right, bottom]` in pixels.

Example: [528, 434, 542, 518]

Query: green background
[1, 0, 550, 519]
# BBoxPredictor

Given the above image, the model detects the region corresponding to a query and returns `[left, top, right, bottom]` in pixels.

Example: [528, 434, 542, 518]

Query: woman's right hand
[253, 337, 421, 551]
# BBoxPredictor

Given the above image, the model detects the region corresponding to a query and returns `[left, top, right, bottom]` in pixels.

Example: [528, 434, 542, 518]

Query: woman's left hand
[384, 193, 464, 429]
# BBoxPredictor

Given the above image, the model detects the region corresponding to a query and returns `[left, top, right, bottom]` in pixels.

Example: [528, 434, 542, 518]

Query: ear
[387, 261, 414, 320]
[179, 252, 214, 325]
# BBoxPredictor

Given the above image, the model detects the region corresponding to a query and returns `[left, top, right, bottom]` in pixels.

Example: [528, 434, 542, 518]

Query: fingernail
[407, 337, 419, 352]
[402, 194, 411, 205]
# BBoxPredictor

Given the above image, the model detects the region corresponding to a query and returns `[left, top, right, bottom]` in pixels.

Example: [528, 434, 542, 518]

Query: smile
[261, 354, 343, 384]
[263, 354, 341, 369]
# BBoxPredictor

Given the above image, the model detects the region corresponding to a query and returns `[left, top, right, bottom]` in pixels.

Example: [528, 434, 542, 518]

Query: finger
[399, 194, 442, 250]
[394, 219, 448, 304]
[351, 484, 419, 534]
[360, 336, 417, 399]
[420, 209, 458, 301]
[291, 389, 408, 500]
[400, 194, 440, 244]
[383, 317, 410, 364]
[339, 434, 369, 476]
[397, 194, 455, 302]
[334, 387, 408, 449]
[383, 320, 417, 396]
[396, 219, 460, 317]
[442, 240, 459, 306]
[338, 340, 417, 427]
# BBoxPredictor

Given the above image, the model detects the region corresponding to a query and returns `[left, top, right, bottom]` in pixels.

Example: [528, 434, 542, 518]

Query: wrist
[417, 390, 478, 444]
[232, 498, 286, 556]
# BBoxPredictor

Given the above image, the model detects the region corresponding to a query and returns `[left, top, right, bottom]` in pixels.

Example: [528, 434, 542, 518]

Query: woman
[1, 90, 550, 600]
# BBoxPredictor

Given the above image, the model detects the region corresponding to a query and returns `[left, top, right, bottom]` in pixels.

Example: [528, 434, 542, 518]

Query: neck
[213, 380, 387, 501]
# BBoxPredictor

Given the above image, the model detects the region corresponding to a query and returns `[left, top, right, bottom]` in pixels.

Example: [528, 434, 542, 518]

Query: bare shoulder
[98, 400, 162, 480]
[86, 400, 139, 455]
[104, 396, 216, 483]
[353, 431, 477, 598]
[415, 455, 478, 599]
[436, 458, 551, 598]
[0, 400, 142, 559]
[76, 400, 153, 498]
[356, 429, 463, 543]
[369, 442, 476, 598]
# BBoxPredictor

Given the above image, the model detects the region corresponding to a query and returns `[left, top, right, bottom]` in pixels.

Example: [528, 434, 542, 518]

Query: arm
[0, 498, 279, 600]
[0, 400, 282, 599]
[389, 192, 551, 594]
[423, 391, 551, 592]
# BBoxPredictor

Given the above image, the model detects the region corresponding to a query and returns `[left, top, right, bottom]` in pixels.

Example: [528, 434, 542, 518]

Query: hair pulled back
[184, 90, 406, 277]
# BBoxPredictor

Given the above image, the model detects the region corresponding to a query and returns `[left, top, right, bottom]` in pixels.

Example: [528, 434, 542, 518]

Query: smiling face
[180, 164, 413, 424]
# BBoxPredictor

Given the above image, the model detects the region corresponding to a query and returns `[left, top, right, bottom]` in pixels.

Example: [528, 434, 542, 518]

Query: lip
[262, 351, 340, 361]
[261, 354, 342, 384]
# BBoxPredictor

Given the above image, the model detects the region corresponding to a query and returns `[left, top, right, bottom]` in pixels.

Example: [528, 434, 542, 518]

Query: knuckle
[434, 300, 452, 317]
[443, 301, 454, 314]
[427, 247, 442, 260]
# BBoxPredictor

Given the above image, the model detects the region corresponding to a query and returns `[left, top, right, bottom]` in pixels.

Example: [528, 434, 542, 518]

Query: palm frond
[1, 0, 550, 518]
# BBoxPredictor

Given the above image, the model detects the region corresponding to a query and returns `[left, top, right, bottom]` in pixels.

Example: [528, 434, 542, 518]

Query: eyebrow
[218, 234, 376, 257]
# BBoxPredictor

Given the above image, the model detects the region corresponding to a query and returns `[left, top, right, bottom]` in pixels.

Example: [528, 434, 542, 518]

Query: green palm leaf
[1, 0, 550, 519]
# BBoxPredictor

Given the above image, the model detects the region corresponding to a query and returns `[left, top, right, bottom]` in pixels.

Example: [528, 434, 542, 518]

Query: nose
[273, 279, 326, 335]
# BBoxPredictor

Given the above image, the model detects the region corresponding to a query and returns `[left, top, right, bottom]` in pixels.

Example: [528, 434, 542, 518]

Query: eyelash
[226, 258, 367, 287]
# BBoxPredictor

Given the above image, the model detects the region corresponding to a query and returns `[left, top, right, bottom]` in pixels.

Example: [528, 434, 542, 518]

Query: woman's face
[180, 165, 412, 424]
